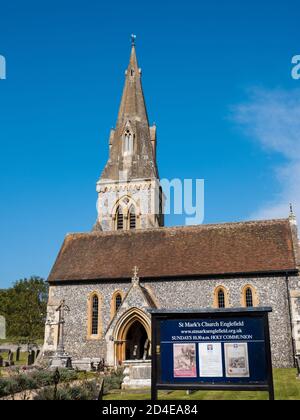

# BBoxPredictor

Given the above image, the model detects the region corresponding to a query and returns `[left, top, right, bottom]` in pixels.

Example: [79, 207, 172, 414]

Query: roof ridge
[64, 218, 290, 239]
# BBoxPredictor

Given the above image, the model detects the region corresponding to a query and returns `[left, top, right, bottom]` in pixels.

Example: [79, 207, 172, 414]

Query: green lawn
[0, 338, 44, 346]
[0, 351, 28, 376]
[104, 369, 300, 401]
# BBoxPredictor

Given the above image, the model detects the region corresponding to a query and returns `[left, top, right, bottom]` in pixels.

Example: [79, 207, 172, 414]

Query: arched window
[116, 206, 124, 230]
[129, 206, 136, 229]
[242, 285, 258, 308]
[214, 286, 229, 309]
[115, 294, 122, 312]
[91, 295, 99, 335]
[110, 291, 124, 319]
[123, 130, 133, 155]
[245, 288, 253, 308]
[218, 289, 226, 308]
[87, 292, 102, 339]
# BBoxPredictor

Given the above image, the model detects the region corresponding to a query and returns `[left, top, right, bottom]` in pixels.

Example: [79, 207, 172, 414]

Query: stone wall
[96, 178, 162, 231]
[45, 275, 299, 368]
[289, 276, 300, 355]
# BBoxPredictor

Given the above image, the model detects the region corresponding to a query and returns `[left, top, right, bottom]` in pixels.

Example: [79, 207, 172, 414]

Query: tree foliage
[0, 277, 48, 340]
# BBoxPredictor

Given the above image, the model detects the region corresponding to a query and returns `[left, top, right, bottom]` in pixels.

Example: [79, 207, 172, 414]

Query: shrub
[0, 368, 81, 398]
[104, 368, 124, 394]
[3, 378, 19, 398]
[30, 370, 54, 388]
[34, 386, 72, 401]
[34, 381, 99, 401]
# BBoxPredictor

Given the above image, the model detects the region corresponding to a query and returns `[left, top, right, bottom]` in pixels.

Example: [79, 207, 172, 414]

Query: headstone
[0, 316, 5, 339]
[27, 352, 33, 366]
[122, 360, 152, 389]
[97, 358, 105, 372]
[16, 347, 21, 362]
[66, 357, 72, 369]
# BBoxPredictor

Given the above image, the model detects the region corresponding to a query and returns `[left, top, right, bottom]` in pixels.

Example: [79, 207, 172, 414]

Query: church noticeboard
[150, 308, 274, 400]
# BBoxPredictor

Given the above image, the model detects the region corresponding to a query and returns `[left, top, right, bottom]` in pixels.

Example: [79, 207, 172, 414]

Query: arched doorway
[125, 320, 148, 360]
[114, 308, 151, 365]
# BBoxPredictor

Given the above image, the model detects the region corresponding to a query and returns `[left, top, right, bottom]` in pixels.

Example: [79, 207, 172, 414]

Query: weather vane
[131, 34, 137, 46]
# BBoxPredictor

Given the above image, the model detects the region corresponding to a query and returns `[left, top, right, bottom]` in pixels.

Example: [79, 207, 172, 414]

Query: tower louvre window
[116, 207, 124, 230]
[129, 206, 136, 229]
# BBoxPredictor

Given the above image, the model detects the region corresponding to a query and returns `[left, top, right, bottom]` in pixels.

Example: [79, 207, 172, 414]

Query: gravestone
[122, 360, 151, 389]
[16, 347, 21, 362]
[27, 352, 34, 366]
[0, 316, 5, 339]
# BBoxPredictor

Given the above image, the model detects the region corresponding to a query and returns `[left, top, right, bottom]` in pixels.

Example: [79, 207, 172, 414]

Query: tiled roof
[48, 219, 297, 283]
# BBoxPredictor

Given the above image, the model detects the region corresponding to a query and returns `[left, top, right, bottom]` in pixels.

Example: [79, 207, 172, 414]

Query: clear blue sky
[0, 0, 299, 287]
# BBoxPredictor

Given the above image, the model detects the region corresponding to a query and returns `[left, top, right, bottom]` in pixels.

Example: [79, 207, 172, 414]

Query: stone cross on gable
[132, 266, 140, 286]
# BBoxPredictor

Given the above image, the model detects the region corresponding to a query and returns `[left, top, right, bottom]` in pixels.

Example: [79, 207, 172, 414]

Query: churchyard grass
[0, 352, 29, 377]
[104, 369, 300, 401]
[0, 338, 44, 345]
[0, 351, 28, 365]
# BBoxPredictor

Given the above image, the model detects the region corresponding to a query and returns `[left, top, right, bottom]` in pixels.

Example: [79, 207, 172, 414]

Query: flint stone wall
[46, 275, 298, 368]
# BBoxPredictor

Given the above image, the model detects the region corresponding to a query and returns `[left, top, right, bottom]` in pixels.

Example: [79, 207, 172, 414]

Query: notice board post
[150, 308, 274, 401]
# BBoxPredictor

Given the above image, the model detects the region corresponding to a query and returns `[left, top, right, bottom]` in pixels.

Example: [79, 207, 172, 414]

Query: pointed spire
[116, 36, 149, 126]
[100, 38, 158, 181]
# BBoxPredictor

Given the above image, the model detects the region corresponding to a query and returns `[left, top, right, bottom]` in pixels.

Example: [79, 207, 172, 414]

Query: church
[43, 39, 300, 371]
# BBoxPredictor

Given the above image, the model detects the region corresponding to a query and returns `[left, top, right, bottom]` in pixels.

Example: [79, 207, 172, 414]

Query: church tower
[94, 37, 164, 231]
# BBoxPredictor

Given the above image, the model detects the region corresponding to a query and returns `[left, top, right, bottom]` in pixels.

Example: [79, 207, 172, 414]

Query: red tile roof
[48, 219, 297, 282]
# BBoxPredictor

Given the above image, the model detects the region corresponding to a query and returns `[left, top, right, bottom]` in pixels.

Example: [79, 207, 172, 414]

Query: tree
[0, 277, 48, 340]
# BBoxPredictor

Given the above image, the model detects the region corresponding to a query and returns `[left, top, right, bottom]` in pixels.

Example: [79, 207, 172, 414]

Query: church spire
[95, 38, 164, 232]
[116, 36, 149, 129]
[101, 37, 158, 181]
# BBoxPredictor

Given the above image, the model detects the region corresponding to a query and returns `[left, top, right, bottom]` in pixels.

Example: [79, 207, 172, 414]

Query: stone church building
[44, 40, 300, 370]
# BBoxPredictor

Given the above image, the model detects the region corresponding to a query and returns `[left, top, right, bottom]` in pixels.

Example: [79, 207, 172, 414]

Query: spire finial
[289, 202, 297, 225]
[131, 34, 137, 46]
